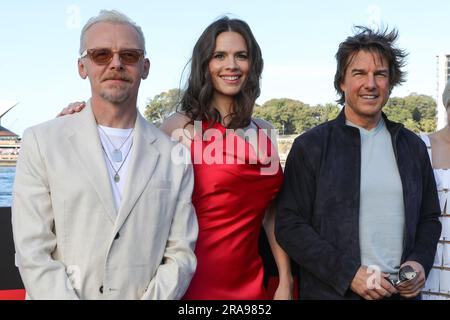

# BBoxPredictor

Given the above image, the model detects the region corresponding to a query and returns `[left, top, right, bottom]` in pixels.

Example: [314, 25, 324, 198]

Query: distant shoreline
[0, 161, 16, 167]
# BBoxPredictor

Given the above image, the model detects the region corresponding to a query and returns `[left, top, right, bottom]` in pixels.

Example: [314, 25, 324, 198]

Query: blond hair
[79, 9, 146, 55]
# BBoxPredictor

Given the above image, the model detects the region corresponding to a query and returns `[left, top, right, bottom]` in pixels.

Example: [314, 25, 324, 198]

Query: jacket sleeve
[275, 138, 359, 296]
[141, 159, 198, 300]
[11, 128, 79, 300]
[406, 142, 441, 276]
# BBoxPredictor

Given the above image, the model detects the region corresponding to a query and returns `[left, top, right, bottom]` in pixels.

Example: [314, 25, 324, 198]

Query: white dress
[420, 134, 450, 300]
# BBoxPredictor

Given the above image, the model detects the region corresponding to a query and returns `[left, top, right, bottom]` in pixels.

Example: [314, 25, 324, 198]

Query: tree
[253, 99, 340, 135]
[144, 89, 182, 126]
[310, 103, 340, 123]
[383, 93, 437, 133]
[144, 90, 437, 134]
[253, 98, 308, 134]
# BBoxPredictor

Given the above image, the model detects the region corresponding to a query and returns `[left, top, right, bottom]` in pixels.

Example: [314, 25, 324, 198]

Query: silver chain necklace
[98, 125, 134, 162]
[101, 140, 133, 183]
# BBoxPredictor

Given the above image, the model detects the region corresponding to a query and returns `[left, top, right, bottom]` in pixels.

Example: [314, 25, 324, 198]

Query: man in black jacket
[275, 27, 441, 300]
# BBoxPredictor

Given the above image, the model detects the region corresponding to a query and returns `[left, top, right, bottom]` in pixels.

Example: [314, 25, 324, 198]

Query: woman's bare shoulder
[429, 128, 449, 144]
[252, 117, 275, 130]
[252, 118, 279, 145]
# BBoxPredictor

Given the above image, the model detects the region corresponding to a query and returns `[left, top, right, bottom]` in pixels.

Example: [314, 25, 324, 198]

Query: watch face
[398, 265, 417, 283]
[385, 265, 417, 286]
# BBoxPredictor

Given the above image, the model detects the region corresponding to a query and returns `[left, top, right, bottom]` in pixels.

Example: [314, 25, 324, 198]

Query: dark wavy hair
[179, 16, 263, 129]
[334, 26, 408, 105]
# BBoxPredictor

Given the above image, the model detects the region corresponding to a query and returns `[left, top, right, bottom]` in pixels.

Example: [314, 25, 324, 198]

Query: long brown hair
[179, 16, 263, 129]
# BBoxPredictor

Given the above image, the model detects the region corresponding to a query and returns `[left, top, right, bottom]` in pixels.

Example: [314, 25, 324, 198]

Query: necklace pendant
[112, 149, 123, 162]
[114, 173, 120, 183]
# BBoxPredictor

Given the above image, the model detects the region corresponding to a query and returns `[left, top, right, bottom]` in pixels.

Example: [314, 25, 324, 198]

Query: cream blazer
[12, 102, 198, 299]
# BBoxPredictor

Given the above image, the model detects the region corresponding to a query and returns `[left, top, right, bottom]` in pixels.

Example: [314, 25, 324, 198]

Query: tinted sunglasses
[80, 48, 145, 65]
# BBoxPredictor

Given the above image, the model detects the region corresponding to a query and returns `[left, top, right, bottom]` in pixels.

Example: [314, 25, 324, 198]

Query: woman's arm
[160, 112, 194, 149]
[253, 117, 293, 299]
[263, 203, 294, 300]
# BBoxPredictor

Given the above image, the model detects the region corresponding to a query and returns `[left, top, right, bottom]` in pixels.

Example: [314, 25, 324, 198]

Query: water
[0, 167, 15, 207]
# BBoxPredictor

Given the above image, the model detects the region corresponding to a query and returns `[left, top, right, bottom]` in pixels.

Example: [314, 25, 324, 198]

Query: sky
[1, 0, 449, 136]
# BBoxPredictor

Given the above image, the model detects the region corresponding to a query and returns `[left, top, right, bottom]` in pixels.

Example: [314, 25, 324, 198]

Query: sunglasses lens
[87, 49, 143, 65]
[119, 50, 143, 64]
[90, 49, 114, 64]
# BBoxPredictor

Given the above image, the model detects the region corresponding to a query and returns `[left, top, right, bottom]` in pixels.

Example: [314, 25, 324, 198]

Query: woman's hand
[56, 101, 86, 117]
[273, 275, 294, 300]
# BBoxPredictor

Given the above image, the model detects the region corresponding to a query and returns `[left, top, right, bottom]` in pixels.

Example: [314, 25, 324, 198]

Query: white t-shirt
[347, 118, 405, 276]
[97, 125, 134, 213]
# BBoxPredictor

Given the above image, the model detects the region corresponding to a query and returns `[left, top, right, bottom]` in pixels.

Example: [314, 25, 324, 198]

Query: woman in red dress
[161, 17, 293, 300]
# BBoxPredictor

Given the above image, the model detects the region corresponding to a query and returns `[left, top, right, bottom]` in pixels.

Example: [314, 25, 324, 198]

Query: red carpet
[0, 290, 26, 300]
[0, 277, 297, 300]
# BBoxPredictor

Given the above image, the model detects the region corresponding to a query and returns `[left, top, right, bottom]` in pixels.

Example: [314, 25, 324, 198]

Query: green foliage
[253, 93, 436, 135]
[253, 98, 340, 134]
[145, 90, 437, 134]
[144, 89, 182, 126]
[383, 93, 437, 133]
[419, 119, 436, 133]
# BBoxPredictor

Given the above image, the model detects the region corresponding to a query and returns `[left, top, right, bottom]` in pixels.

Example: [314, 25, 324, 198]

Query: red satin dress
[183, 120, 284, 300]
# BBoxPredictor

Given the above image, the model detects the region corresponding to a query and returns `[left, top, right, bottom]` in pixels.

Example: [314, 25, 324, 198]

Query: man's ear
[142, 58, 150, 80]
[78, 58, 88, 79]
[340, 81, 346, 94]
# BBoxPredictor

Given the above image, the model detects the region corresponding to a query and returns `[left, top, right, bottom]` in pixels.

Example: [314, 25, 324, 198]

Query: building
[437, 54, 450, 129]
[0, 101, 20, 166]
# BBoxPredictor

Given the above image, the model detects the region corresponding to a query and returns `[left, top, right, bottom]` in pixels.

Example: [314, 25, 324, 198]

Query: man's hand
[396, 261, 425, 299]
[56, 101, 86, 117]
[350, 266, 398, 300]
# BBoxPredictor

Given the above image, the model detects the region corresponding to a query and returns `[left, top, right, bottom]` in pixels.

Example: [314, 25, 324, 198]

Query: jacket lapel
[114, 113, 160, 232]
[66, 101, 117, 224]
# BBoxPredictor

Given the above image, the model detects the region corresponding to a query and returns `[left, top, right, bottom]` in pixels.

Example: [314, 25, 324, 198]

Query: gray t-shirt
[347, 118, 405, 275]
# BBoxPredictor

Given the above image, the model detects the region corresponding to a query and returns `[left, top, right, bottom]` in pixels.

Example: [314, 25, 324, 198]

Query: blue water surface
[0, 167, 15, 207]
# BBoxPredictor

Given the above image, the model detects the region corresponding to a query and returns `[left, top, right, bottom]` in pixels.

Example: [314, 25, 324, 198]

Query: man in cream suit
[11, 10, 198, 300]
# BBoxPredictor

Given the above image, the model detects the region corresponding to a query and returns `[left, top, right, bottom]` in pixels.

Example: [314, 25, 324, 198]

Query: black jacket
[275, 108, 442, 300]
